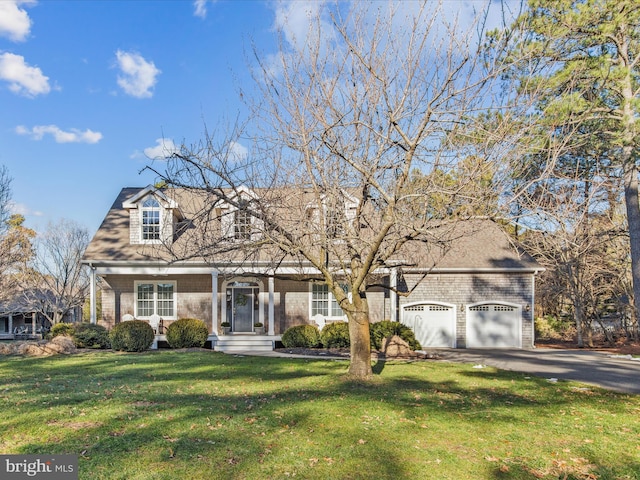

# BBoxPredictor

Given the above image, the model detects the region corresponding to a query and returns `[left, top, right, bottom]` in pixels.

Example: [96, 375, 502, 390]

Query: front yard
[1, 350, 639, 479]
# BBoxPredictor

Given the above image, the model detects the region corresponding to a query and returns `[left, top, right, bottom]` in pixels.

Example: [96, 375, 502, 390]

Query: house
[81, 185, 542, 351]
[0, 291, 81, 339]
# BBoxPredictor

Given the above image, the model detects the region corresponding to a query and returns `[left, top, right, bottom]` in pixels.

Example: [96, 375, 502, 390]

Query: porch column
[390, 268, 398, 323]
[8, 314, 12, 334]
[211, 271, 219, 333]
[89, 266, 97, 324]
[268, 276, 275, 336]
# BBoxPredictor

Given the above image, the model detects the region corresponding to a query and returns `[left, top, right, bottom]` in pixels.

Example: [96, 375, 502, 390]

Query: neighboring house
[82, 185, 543, 351]
[0, 291, 81, 339]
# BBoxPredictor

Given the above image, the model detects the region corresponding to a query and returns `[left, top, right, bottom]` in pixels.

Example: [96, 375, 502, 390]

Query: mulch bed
[274, 347, 439, 360]
[278, 338, 640, 359]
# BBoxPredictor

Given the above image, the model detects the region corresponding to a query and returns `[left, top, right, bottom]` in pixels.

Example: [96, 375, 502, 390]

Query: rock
[381, 335, 411, 357]
[6, 336, 77, 357]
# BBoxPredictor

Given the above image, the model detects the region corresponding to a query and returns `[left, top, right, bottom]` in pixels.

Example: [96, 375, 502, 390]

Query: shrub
[281, 324, 321, 348]
[370, 320, 422, 351]
[50, 323, 75, 338]
[166, 318, 209, 348]
[320, 322, 350, 348]
[73, 323, 111, 349]
[109, 320, 155, 352]
[535, 315, 575, 341]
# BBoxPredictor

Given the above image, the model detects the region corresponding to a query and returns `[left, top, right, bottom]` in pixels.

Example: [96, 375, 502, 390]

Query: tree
[0, 214, 35, 301]
[0, 165, 11, 231]
[151, 2, 534, 378]
[521, 171, 629, 346]
[495, 0, 640, 335]
[20, 219, 90, 325]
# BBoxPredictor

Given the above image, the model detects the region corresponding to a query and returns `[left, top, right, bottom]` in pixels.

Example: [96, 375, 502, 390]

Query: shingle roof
[83, 187, 541, 271]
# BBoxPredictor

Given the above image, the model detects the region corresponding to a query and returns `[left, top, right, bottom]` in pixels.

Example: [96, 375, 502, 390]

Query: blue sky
[1, 0, 277, 234]
[0, 0, 514, 236]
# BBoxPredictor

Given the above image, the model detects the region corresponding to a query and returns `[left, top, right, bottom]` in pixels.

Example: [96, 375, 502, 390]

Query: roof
[83, 187, 541, 272]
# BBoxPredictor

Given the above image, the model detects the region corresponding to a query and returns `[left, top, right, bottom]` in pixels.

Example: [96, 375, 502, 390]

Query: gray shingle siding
[399, 272, 535, 348]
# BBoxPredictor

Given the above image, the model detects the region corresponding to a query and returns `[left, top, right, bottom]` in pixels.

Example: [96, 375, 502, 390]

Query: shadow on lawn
[1, 351, 637, 479]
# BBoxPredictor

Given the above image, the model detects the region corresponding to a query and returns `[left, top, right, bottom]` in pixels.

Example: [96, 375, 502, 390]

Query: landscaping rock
[3, 336, 77, 357]
[381, 335, 412, 357]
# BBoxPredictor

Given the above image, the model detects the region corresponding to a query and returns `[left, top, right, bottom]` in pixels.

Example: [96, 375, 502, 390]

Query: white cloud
[143, 138, 179, 159]
[193, 0, 215, 19]
[273, 1, 332, 52]
[0, 52, 50, 97]
[0, 0, 34, 42]
[228, 141, 248, 162]
[9, 201, 43, 217]
[16, 124, 103, 144]
[115, 50, 161, 99]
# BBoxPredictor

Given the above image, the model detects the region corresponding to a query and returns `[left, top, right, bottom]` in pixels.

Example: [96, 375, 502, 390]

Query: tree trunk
[623, 162, 640, 338]
[572, 292, 585, 348]
[347, 295, 372, 379]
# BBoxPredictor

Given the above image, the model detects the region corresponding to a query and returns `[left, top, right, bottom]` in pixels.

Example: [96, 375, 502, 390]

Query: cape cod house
[82, 185, 542, 352]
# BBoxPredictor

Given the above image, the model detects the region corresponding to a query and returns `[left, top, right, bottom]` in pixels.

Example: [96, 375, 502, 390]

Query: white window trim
[309, 283, 349, 321]
[140, 199, 163, 244]
[134, 280, 177, 320]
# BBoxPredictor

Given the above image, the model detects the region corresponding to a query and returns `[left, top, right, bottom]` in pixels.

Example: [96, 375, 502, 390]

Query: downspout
[89, 264, 97, 324]
[531, 269, 540, 348]
[390, 268, 398, 322]
[211, 271, 219, 334]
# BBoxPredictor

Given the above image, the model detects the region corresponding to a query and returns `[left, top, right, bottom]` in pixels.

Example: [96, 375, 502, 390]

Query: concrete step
[213, 335, 277, 353]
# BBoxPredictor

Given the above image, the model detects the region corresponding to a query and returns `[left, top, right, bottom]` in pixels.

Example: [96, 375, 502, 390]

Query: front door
[232, 287, 255, 332]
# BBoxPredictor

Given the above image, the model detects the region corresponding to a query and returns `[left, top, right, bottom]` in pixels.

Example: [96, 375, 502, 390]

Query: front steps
[211, 334, 279, 353]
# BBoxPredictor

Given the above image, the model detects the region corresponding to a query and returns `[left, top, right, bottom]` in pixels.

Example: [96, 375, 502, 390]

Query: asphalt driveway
[435, 348, 640, 394]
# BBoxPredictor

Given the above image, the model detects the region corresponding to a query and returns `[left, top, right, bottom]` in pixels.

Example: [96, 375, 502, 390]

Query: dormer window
[234, 199, 251, 240]
[141, 196, 161, 241]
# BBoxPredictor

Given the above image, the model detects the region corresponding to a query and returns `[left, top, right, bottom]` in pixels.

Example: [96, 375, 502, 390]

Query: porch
[152, 333, 281, 353]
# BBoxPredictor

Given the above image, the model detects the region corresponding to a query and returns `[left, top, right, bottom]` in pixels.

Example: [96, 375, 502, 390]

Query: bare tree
[151, 2, 541, 378]
[0, 165, 11, 231]
[0, 214, 35, 302]
[21, 219, 90, 325]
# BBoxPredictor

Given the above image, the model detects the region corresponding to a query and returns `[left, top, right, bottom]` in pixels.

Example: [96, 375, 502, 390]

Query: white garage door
[401, 303, 456, 348]
[466, 303, 521, 348]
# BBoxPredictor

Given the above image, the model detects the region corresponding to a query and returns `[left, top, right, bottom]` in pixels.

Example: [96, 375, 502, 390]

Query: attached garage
[401, 302, 456, 348]
[466, 302, 521, 348]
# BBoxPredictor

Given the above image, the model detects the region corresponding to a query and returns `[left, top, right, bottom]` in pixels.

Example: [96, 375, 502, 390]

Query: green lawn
[1, 350, 639, 479]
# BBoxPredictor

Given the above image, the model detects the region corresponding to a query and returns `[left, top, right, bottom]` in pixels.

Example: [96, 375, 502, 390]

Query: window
[135, 281, 176, 318]
[311, 283, 347, 318]
[234, 200, 251, 240]
[141, 196, 161, 241]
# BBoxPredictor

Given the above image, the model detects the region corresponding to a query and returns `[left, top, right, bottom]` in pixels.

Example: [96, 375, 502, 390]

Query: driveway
[435, 348, 640, 394]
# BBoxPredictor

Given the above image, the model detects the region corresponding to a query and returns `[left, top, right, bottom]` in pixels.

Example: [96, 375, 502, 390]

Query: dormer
[123, 186, 184, 245]
[218, 186, 263, 242]
[305, 189, 358, 237]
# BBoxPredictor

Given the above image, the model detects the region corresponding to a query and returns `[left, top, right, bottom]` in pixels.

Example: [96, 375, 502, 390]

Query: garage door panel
[402, 303, 455, 348]
[467, 304, 521, 348]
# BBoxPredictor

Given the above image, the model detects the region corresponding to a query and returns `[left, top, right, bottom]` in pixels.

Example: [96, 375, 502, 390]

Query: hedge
[73, 323, 111, 349]
[165, 318, 209, 348]
[320, 322, 350, 348]
[281, 324, 321, 348]
[109, 320, 155, 352]
[370, 320, 421, 351]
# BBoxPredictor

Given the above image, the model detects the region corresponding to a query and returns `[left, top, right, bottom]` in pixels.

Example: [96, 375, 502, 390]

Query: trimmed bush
[109, 320, 155, 352]
[50, 322, 75, 338]
[166, 318, 209, 348]
[370, 320, 421, 351]
[320, 321, 350, 348]
[281, 324, 321, 348]
[73, 323, 111, 349]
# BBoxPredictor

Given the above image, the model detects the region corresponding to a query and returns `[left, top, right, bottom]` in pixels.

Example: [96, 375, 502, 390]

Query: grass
[1, 350, 639, 479]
